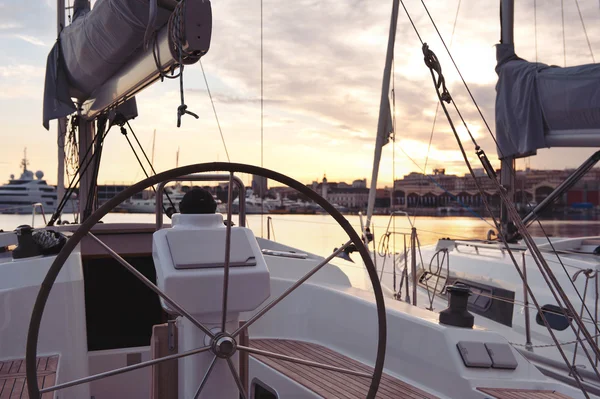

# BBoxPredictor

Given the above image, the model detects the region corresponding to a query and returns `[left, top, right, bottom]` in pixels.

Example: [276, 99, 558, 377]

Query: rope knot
[177, 104, 200, 128]
[422, 43, 451, 104]
[573, 268, 597, 281]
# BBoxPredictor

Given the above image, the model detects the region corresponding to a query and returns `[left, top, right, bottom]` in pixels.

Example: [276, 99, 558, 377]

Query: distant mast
[151, 129, 156, 166]
[21, 148, 29, 173]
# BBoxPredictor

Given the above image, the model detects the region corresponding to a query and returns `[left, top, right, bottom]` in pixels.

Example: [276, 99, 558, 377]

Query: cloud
[186, 88, 284, 105]
[0, 0, 599, 185]
[0, 22, 20, 30]
[12, 34, 45, 46]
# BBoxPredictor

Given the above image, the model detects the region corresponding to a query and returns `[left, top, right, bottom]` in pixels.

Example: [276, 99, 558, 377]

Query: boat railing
[155, 174, 246, 229]
[266, 216, 276, 241]
[429, 239, 600, 367]
[31, 202, 47, 227]
[520, 251, 600, 366]
[377, 212, 423, 305]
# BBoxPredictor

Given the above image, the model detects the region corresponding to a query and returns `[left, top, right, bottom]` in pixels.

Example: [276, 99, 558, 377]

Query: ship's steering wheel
[26, 163, 387, 398]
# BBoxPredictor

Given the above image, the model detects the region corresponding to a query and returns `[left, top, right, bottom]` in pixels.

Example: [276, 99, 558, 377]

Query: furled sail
[43, 0, 211, 129]
[495, 44, 600, 159]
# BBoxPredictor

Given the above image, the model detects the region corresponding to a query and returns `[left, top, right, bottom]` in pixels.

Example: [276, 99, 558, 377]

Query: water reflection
[0, 213, 596, 259]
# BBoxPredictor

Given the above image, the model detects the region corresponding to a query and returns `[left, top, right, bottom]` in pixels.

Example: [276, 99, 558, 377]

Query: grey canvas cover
[495, 44, 600, 158]
[43, 0, 170, 129]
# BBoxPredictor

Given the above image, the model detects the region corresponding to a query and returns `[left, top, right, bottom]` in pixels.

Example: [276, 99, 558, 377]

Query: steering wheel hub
[211, 334, 237, 359]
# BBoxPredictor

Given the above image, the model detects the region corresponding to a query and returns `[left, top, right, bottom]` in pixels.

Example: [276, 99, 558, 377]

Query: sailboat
[0, 0, 595, 398]
[365, 0, 600, 395]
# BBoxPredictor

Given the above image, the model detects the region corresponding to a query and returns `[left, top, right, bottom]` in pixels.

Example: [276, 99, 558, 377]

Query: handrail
[453, 239, 600, 258]
[453, 240, 509, 254]
[155, 174, 246, 229]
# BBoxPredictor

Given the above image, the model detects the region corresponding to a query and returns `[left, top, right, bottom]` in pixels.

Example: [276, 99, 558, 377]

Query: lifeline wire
[200, 60, 231, 162]
[124, 121, 177, 212]
[574, 0, 595, 63]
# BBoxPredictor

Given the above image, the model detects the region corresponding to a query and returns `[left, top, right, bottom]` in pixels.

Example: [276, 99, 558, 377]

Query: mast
[75, 0, 95, 222]
[57, 0, 66, 204]
[365, 0, 399, 228]
[78, 118, 95, 221]
[499, 0, 515, 235]
[151, 129, 156, 166]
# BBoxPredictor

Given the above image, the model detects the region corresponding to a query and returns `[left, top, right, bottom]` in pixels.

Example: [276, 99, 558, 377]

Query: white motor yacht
[0, 151, 77, 215]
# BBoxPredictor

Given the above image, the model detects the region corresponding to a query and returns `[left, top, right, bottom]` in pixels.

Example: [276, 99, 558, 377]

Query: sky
[0, 0, 599, 188]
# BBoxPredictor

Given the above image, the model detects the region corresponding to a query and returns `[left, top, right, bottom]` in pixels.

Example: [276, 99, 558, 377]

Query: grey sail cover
[43, 0, 171, 129]
[495, 44, 600, 159]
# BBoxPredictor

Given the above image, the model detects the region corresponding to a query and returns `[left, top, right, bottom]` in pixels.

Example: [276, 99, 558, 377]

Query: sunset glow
[0, 0, 598, 188]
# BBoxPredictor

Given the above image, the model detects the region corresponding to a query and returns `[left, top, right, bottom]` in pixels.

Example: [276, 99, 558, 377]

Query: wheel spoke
[193, 355, 218, 399]
[232, 241, 353, 337]
[237, 345, 371, 378]
[227, 357, 248, 399]
[87, 232, 214, 338]
[40, 345, 210, 394]
[221, 172, 234, 332]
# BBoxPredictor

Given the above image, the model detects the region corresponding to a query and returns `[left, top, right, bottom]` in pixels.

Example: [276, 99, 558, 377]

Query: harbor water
[1, 213, 598, 258]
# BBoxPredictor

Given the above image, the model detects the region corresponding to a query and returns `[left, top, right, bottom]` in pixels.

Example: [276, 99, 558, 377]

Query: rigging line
[416, 0, 542, 227]
[260, 0, 264, 238]
[498, 179, 600, 378]
[420, 3, 600, 343]
[392, 57, 397, 293]
[67, 0, 72, 25]
[422, 47, 596, 388]
[412, 0, 461, 227]
[534, 218, 600, 337]
[125, 121, 177, 211]
[443, 113, 592, 392]
[417, 0, 539, 228]
[399, 0, 424, 45]
[451, 99, 478, 148]
[49, 123, 112, 226]
[418, 0, 501, 156]
[574, 0, 595, 63]
[410, 1, 570, 298]
[120, 126, 173, 215]
[534, 0, 538, 64]
[53, 123, 100, 223]
[561, 0, 566, 67]
[199, 59, 231, 162]
[428, 32, 600, 340]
